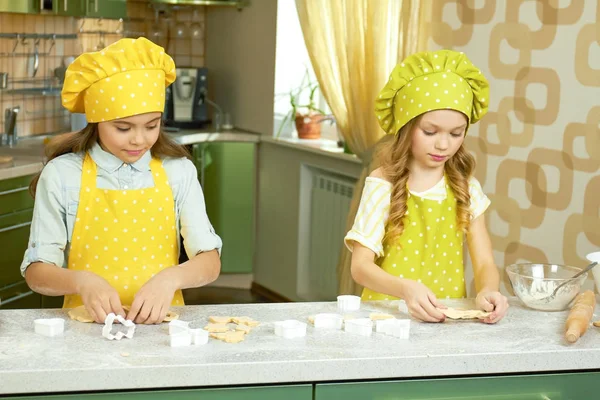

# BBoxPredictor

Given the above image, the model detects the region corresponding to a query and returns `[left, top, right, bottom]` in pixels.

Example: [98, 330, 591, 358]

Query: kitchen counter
[1, 298, 599, 396]
[0, 129, 259, 181]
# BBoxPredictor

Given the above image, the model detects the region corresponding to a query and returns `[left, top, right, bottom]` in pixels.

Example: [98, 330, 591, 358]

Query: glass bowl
[506, 263, 587, 311]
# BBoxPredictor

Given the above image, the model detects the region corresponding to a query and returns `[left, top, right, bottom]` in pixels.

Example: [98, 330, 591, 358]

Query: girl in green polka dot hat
[344, 49, 508, 324]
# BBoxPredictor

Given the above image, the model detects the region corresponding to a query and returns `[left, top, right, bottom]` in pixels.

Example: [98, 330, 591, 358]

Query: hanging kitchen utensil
[27, 39, 39, 78]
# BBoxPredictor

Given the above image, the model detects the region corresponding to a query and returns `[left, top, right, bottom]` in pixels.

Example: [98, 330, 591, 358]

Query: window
[273, 0, 337, 141]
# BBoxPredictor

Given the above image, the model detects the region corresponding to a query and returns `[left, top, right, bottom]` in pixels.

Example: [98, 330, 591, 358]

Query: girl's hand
[76, 271, 126, 323]
[127, 272, 178, 324]
[400, 279, 447, 323]
[476, 290, 509, 324]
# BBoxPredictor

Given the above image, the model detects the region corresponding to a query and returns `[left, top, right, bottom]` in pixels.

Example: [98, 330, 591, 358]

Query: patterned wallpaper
[427, 0, 599, 293]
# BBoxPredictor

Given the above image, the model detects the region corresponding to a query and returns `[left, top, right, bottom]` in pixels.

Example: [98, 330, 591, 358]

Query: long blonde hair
[29, 124, 191, 197]
[378, 115, 475, 243]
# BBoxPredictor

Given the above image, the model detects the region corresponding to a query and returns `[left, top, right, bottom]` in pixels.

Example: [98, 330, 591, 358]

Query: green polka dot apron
[63, 153, 184, 308]
[362, 185, 466, 300]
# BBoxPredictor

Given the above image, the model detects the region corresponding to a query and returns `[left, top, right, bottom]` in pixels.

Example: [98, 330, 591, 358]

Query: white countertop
[1, 298, 599, 395]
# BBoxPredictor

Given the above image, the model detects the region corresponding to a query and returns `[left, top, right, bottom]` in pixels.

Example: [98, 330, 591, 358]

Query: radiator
[303, 172, 355, 301]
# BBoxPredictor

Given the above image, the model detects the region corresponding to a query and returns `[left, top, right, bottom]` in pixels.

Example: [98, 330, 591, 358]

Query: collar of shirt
[89, 142, 152, 173]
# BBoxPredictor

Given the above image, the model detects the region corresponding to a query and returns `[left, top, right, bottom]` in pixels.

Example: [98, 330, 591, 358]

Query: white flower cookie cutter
[102, 313, 136, 341]
[337, 295, 361, 312]
[376, 318, 410, 339]
[274, 319, 307, 338]
[313, 313, 344, 330]
[344, 318, 373, 337]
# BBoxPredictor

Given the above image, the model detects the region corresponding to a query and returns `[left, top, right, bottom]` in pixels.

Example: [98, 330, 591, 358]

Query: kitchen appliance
[163, 67, 210, 129]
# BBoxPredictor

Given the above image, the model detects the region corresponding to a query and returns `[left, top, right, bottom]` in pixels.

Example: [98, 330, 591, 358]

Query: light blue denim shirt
[21, 142, 222, 276]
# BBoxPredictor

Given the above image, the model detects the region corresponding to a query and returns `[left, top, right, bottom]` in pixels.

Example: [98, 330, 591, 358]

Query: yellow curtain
[295, 0, 431, 295]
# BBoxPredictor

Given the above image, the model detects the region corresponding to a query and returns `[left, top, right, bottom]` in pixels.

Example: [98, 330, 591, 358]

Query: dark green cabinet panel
[315, 372, 600, 399]
[0, 209, 33, 287]
[0, 174, 35, 214]
[54, 0, 86, 16]
[85, 0, 127, 19]
[10, 384, 312, 399]
[0, 281, 40, 309]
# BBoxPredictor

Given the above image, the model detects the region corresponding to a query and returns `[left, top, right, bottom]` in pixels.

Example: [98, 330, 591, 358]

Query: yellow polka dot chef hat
[375, 49, 489, 135]
[61, 37, 176, 123]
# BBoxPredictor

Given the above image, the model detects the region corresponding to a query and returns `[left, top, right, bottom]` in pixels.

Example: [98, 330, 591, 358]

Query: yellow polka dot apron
[63, 153, 184, 308]
[362, 185, 466, 300]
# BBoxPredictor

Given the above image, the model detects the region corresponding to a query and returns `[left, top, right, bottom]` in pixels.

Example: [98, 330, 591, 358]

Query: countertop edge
[3, 350, 600, 394]
[260, 136, 362, 165]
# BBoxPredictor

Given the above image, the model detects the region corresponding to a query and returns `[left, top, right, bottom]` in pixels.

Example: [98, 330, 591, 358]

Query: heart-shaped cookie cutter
[34, 318, 65, 337]
[102, 313, 136, 341]
[344, 318, 373, 336]
[274, 319, 307, 338]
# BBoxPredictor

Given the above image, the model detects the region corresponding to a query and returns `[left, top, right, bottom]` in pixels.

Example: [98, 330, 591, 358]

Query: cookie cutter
[170, 330, 192, 347]
[314, 313, 343, 330]
[344, 318, 373, 336]
[274, 319, 307, 338]
[168, 320, 190, 335]
[190, 328, 209, 345]
[102, 313, 136, 341]
[34, 318, 65, 337]
[337, 295, 361, 312]
[376, 318, 410, 339]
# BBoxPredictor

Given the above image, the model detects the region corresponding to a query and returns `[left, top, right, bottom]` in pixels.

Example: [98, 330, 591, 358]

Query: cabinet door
[9, 384, 312, 399]
[85, 0, 127, 19]
[195, 142, 255, 274]
[55, 0, 85, 16]
[0, 174, 35, 214]
[0, 0, 39, 13]
[0, 209, 33, 288]
[315, 372, 600, 399]
[0, 280, 40, 309]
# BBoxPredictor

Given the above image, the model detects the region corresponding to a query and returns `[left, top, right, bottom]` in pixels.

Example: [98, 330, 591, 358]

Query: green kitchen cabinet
[0, 174, 35, 214]
[0, 208, 33, 288]
[54, 0, 86, 16]
[0, 0, 39, 14]
[315, 372, 600, 399]
[10, 384, 312, 399]
[193, 142, 255, 274]
[0, 281, 40, 309]
[85, 0, 127, 19]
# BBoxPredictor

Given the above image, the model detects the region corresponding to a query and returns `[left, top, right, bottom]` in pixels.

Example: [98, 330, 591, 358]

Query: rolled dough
[440, 307, 491, 320]
[369, 312, 395, 321]
[204, 323, 230, 333]
[67, 305, 179, 323]
[210, 331, 245, 343]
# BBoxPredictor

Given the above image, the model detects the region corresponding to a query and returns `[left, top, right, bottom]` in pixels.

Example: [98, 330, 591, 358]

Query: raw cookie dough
[440, 307, 491, 320]
[210, 331, 245, 343]
[307, 316, 315, 325]
[204, 323, 230, 333]
[232, 316, 260, 327]
[67, 305, 179, 323]
[209, 316, 233, 324]
[593, 320, 600, 327]
[235, 324, 252, 334]
[369, 312, 395, 321]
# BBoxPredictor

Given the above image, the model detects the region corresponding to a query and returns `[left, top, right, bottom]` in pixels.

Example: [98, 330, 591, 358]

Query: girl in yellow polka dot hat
[345, 49, 508, 324]
[22, 37, 222, 324]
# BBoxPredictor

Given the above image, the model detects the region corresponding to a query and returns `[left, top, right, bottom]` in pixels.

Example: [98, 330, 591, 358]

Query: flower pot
[295, 114, 322, 139]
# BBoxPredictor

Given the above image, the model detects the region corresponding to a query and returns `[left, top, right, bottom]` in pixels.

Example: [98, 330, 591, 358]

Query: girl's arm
[351, 242, 446, 322]
[467, 214, 509, 323]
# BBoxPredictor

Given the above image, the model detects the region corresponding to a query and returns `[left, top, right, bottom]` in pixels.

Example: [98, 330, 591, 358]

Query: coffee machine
[163, 67, 210, 129]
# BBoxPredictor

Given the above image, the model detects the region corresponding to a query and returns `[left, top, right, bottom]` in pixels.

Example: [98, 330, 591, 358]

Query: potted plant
[276, 71, 327, 139]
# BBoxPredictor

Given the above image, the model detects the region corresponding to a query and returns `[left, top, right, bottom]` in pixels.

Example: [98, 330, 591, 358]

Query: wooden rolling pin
[565, 290, 596, 343]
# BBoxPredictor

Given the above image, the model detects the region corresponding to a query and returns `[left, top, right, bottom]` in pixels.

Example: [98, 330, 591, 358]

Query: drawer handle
[0, 221, 31, 233]
[0, 186, 29, 196]
[2, 290, 34, 306]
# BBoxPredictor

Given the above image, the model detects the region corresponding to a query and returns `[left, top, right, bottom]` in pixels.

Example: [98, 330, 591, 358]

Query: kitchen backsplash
[0, 0, 205, 138]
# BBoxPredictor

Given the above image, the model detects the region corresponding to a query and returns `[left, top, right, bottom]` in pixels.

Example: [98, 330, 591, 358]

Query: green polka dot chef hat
[61, 37, 176, 123]
[375, 49, 490, 135]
